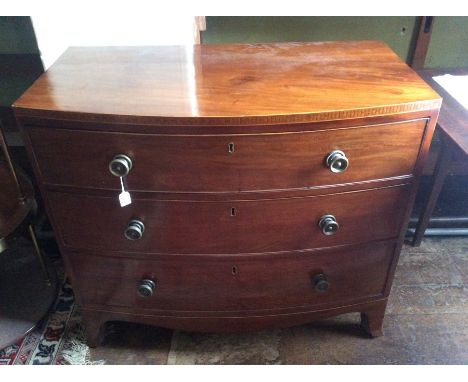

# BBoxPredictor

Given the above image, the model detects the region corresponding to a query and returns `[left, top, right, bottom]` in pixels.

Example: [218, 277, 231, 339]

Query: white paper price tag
[119, 176, 132, 207]
[119, 191, 132, 207]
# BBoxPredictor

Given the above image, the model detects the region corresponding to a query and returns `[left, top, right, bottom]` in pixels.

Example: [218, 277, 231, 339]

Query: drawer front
[48, 185, 410, 254]
[28, 120, 426, 192]
[69, 241, 394, 312]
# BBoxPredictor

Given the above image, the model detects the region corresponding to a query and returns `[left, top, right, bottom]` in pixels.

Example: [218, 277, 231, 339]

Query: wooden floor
[85, 237, 467, 364]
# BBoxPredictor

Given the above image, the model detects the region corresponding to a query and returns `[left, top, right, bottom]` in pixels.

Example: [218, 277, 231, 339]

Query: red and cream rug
[0, 280, 103, 365]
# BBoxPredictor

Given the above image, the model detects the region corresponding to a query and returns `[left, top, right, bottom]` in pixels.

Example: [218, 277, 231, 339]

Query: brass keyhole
[228, 142, 235, 153]
[231, 207, 237, 216]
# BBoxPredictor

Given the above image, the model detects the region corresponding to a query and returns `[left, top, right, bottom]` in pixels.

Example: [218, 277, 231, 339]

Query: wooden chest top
[13, 41, 440, 126]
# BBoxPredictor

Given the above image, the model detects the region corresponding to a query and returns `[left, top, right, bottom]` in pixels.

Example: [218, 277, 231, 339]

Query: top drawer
[26, 120, 426, 193]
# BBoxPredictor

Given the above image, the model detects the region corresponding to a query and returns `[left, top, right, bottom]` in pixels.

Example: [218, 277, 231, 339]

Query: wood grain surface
[13, 42, 441, 125]
[26, 119, 426, 192]
[47, 184, 410, 255]
[68, 241, 394, 312]
[13, 42, 441, 344]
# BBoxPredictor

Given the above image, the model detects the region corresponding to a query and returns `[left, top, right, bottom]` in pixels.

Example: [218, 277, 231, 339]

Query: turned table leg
[81, 310, 105, 348]
[360, 301, 387, 338]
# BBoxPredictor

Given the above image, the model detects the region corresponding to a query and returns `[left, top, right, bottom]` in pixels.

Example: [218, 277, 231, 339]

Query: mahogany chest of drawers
[13, 41, 441, 347]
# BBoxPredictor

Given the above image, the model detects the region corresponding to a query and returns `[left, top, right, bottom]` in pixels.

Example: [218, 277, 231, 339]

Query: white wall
[31, 15, 197, 69]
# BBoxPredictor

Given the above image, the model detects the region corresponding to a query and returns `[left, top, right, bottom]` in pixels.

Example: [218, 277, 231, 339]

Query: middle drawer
[48, 184, 410, 255]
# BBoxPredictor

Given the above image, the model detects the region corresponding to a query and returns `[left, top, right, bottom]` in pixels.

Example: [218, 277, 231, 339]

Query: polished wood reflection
[15, 42, 441, 346]
[14, 42, 440, 125]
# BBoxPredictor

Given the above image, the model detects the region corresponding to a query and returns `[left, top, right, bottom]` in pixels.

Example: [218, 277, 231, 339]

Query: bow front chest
[13, 42, 441, 347]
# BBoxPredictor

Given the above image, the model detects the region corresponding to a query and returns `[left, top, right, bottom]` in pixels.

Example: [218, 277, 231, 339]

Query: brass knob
[325, 150, 349, 173]
[318, 214, 339, 236]
[109, 154, 133, 177]
[312, 273, 329, 292]
[138, 279, 156, 297]
[125, 219, 145, 240]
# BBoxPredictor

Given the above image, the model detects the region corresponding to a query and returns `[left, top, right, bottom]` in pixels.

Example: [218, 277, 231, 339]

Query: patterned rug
[0, 279, 103, 365]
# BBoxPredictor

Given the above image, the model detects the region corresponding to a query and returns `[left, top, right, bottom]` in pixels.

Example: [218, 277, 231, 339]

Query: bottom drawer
[69, 241, 395, 313]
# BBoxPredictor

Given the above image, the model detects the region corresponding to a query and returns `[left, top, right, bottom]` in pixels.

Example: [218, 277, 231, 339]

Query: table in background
[412, 69, 468, 246]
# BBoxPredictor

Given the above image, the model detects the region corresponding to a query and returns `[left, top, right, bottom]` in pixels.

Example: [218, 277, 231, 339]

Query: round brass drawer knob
[312, 273, 329, 292]
[318, 214, 339, 236]
[125, 219, 145, 240]
[138, 279, 156, 297]
[325, 150, 349, 173]
[109, 154, 133, 177]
